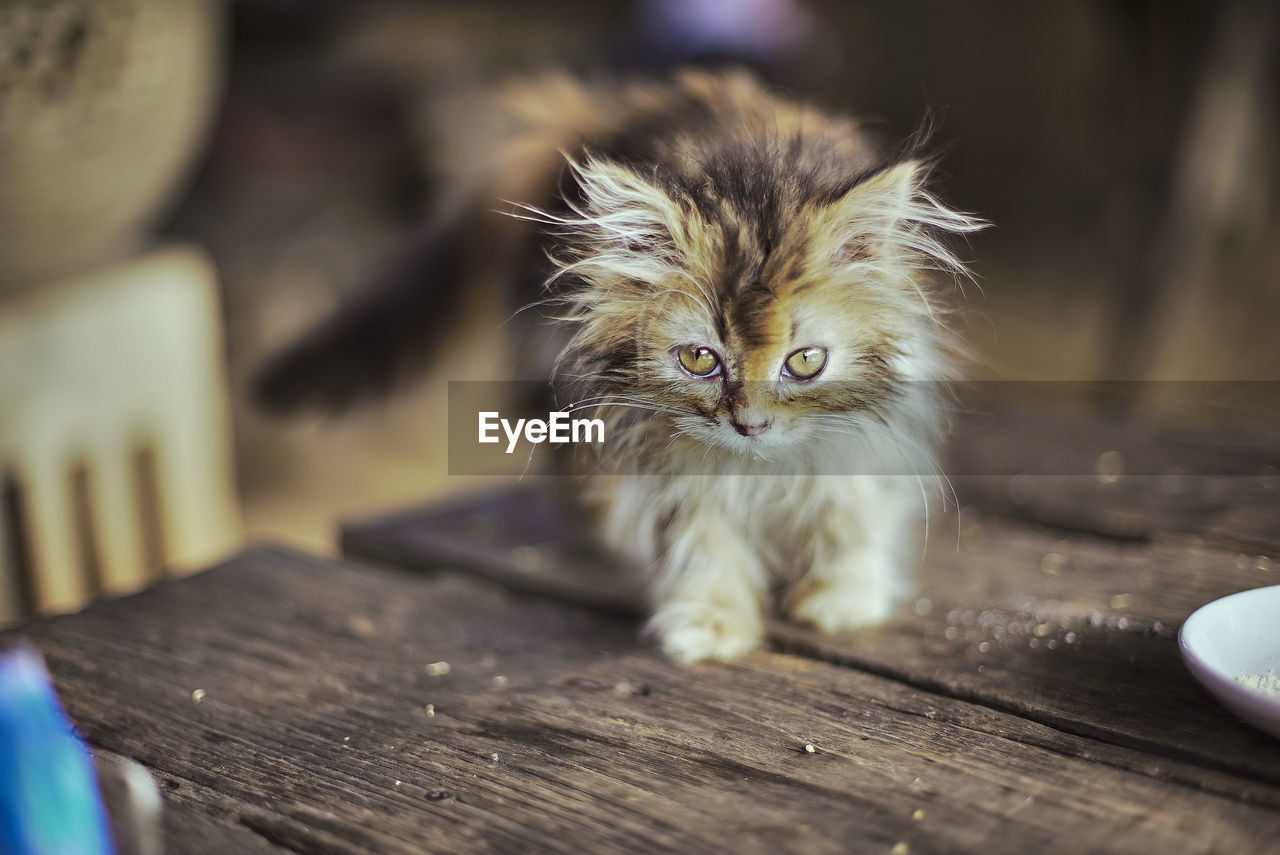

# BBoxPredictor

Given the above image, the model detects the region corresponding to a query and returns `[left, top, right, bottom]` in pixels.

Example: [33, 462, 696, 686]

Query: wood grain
[942, 388, 1280, 551]
[7, 546, 1280, 854]
[94, 748, 296, 855]
[342, 487, 1280, 800]
[772, 510, 1280, 792]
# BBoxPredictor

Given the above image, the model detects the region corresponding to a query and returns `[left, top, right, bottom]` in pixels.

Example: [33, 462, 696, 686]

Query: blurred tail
[250, 219, 469, 416]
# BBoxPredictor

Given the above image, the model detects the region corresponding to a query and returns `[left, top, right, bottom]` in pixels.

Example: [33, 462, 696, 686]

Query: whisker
[811, 410, 959, 554]
[571, 401, 693, 418]
[567, 394, 694, 413]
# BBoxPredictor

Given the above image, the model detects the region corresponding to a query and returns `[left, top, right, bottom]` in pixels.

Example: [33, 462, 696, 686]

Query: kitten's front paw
[788, 582, 894, 635]
[649, 601, 762, 664]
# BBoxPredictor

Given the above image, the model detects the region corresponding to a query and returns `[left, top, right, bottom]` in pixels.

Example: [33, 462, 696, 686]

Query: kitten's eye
[782, 347, 828, 380]
[676, 345, 721, 378]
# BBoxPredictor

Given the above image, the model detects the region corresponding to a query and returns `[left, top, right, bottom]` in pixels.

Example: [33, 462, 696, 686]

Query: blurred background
[2, 0, 1277, 617]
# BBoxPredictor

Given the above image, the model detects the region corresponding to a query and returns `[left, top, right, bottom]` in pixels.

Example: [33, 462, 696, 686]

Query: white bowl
[1180, 585, 1280, 741]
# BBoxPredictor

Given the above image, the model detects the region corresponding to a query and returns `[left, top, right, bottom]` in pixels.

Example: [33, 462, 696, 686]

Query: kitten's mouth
[729, 418, 772, 438]
[714, 425, 788, 460]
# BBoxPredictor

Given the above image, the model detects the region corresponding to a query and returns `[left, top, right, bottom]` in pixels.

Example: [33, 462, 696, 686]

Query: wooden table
[4, 397, 1280, 854]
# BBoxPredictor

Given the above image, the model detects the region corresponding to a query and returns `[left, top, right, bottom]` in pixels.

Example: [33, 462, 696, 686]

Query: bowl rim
[1179, 585, 1280, 720]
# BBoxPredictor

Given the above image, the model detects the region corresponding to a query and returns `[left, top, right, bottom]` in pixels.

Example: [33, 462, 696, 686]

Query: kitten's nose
[731, 418, 772, 437]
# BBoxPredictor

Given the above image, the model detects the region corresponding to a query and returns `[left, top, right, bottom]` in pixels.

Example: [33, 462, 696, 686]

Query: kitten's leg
[648, 511, 767, 664]
[788, 477, 923, 634]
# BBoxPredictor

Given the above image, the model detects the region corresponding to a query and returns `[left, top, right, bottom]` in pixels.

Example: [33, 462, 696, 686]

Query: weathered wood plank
[943, 388, 1280, 550]
[341, 486, 645, 615]
[341, 488, 1280, 797]
[948, 474, 1279, 551]
[944, 384, 1279, 478]
[94, 749, 296, 855]
[771, 509, 1280, 786]
[6, 547, 1280, 854]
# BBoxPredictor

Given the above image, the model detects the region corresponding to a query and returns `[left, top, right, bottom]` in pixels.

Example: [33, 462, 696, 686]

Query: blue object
[0, 644, 114, 855]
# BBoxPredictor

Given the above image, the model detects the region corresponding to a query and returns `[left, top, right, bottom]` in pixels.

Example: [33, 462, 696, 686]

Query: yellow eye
[783, 347, 828, 380]
[677, 345, 721, 378]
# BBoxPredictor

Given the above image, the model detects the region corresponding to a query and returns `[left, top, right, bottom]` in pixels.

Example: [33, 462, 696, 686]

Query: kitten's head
[545, 143, 982, 463]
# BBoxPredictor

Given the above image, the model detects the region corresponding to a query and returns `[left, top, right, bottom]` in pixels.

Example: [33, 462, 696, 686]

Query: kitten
[255, 70, 983, 663]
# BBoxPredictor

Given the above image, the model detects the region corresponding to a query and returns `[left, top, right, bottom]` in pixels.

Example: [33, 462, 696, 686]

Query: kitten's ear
[828, 161, 923, 264]
[826, 160, 982, 268]
[566, 156, 682, 265]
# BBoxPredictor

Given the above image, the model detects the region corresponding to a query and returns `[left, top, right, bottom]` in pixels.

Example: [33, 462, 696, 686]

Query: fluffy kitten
[255, 70, 983, 663]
